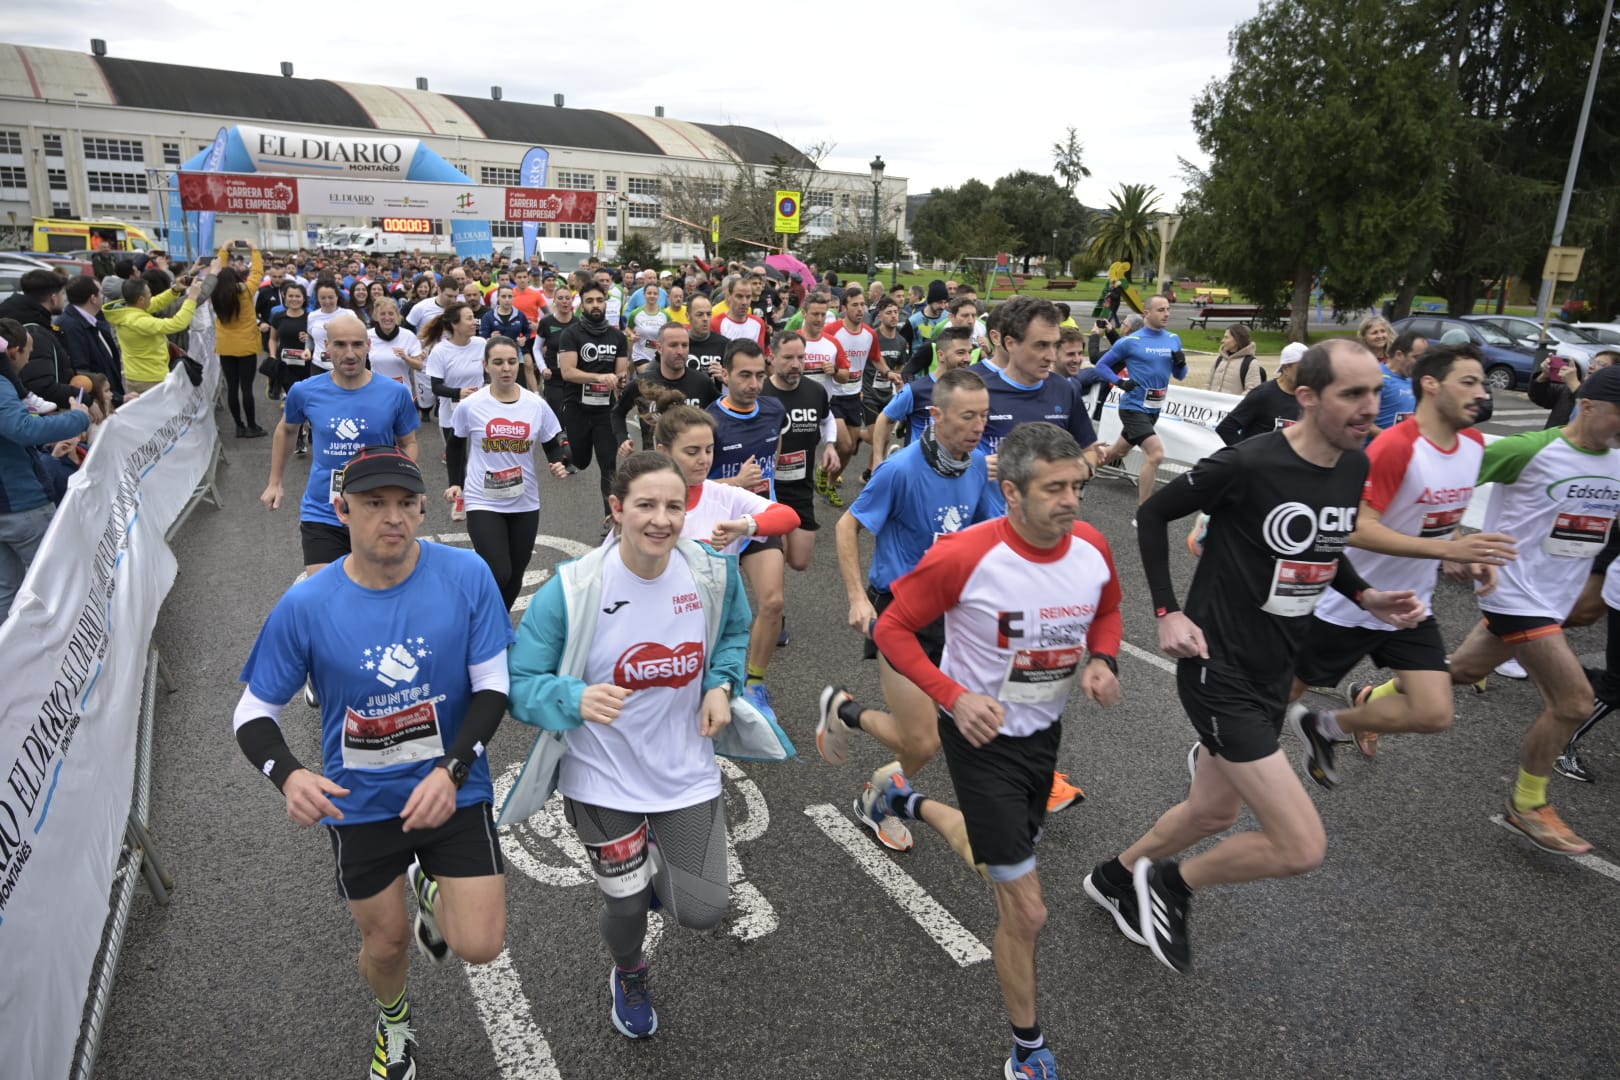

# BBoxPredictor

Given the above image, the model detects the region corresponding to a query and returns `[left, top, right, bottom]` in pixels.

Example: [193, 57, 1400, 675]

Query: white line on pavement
[1120, 640, 1177, 675]
[1488, 815, 1620, 884]
[1486, 419, 1546, 429]
[465, 949, 564, 1080]
[803, 803, 992, 967]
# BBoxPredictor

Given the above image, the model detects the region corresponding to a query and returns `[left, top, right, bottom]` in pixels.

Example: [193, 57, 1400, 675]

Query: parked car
[1392, 315, 1534, 390]
[1465, 315, 1607, 373]
[1570, 322, 1620, 348]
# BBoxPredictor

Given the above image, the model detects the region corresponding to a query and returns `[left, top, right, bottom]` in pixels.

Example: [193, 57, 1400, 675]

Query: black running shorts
[937, 714, 1060, 872]
[1119, 409, 1160, 448]
[1292, 615, 1449, 687]
[1480, 610, 1563, 646]
[739, 533, 785, 558]
[1176, 659, 1289, 764]
[829, 394, 865, 427]
[774, 480, 819, 532]
[327, 801, 505, 901]
[299, 520, 351, 568]
[865, 584, 945, 666]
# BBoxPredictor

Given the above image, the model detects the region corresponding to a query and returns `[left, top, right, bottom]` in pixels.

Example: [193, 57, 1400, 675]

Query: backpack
[1239, 354, 1268, 385]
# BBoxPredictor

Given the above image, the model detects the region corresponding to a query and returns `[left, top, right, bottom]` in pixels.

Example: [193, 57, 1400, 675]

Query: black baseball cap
[1577, 365, 1620, 403]
[340, 447, 425, 495]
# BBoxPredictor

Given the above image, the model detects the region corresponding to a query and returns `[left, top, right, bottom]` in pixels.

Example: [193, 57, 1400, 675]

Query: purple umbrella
[765, 252, 815, 287]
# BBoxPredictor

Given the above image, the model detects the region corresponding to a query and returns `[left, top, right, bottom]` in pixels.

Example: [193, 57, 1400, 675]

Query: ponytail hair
[653, 402, 716, 449]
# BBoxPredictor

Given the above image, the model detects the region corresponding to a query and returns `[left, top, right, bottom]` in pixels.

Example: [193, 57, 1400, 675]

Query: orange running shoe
[1047, 772, 1085, 813]
[1503, 799, 1593, 855]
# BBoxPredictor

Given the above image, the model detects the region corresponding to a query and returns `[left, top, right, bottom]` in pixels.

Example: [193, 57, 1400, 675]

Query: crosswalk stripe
[1486, 419, 1545, 429]
[1488, 815, 1620, 884]
[804, 804, 992, 967]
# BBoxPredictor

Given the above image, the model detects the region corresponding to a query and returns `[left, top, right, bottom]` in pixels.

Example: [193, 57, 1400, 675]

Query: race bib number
[1544, 512, 1613, 558]
[484, 465, 523, 499]
[583, 381, 613, 407]
[1418, 507, 1465, 539]
[1143, 386, 1168, 412]
[1262, 558, 1338, 617]
[777, 449, 807, 482]
[341, 701, 444, 770]
[803, 355, 828, 375]
[281, 348, 307, 366]
[1274, 416, 1298, 431]
[1000, 646, 1082, 704]
[584, 819, 653, 899]
[328, 467, 345, 503]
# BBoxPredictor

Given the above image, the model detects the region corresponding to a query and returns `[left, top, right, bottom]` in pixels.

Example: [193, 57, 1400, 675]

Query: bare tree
[722, 140, 834, 254]
[657, 161, 738, 260]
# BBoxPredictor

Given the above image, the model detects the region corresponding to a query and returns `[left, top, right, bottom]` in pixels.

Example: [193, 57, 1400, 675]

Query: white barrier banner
[0, 359, 218, 1079]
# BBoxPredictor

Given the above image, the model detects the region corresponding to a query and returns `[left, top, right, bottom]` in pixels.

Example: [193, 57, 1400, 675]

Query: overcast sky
[10, 0, 1263, 207]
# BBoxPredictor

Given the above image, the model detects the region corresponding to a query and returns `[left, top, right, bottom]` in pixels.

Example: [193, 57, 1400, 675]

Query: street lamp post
[1052, 228, 1059, 280]
[892, 205, 903, 288]
[868, 155, 885, 280]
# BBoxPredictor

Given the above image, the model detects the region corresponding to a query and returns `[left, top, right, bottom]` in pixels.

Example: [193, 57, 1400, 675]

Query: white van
[537, 237, 590, 274]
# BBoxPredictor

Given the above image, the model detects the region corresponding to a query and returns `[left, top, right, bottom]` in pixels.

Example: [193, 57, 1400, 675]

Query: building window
[275, 216, 293, 231]
[606, 225, 618, 242]
[555, 170, 595, 191]
[627, 177, 660, 196]
[41, 133, 63, 155]
[531, 223, 548, 239]
[0, 165, 26, 198]
[626, 201, 661, 225]
[52, 201, 72, 216]
[162, 142, 181, 167]
[83, 137, 145, 163]
[0, 131, 22, 156]
[558, 223, 592, 240]
[481, 166, 521, 186]
[807, 192, 833, 209]
[605, 175, 617, 191]
[490, 221, 523, 239]
[47, 168, 68, 192]
[87, 171, 148, 195]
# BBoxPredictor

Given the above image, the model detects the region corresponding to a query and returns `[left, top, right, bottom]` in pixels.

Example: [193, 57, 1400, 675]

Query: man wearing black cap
[909, 280, 950, 346]
[235, 445, 514, 1080]
[1363, 362, 1620, 857]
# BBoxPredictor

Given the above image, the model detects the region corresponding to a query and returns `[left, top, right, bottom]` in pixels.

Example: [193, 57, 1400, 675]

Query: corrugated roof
[695, 124, 811, 169]
[95, 57, 376, 128]
[442, 97, 664, 157]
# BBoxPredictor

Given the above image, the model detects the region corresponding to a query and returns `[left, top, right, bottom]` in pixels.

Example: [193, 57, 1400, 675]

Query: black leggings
[444, 430, 468, 489]
[466, 508, 539, 610]
[221, 354, 257, 427]
[564, 405, 619, 512]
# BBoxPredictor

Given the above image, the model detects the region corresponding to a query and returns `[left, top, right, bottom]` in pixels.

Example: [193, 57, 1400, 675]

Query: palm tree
[1088, 183, 1163, 273]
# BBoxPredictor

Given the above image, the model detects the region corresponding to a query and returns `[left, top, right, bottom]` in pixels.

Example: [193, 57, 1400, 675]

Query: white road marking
[803, 803, 992, 967]
[1485, 419, 1546, 429]
[1489, 814, 1620, 883]
[719, 759, 779, 940]
[1120, 640, 1178, 675]
[464, 949, 564, 1080]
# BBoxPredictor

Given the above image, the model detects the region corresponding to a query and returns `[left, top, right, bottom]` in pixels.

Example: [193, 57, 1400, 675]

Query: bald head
[325, 313, 371, 377]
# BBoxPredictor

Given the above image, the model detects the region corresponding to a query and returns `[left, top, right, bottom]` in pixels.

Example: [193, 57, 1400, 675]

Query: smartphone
[1547, 356, 1568, 381]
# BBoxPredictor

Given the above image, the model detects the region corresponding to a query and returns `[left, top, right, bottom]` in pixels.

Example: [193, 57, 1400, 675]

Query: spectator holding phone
[1531, 348, 1617, 428]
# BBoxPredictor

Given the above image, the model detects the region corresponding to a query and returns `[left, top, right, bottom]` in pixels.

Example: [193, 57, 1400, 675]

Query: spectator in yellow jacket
[105, 257, 217, 392]
[212, 247, 266, 437]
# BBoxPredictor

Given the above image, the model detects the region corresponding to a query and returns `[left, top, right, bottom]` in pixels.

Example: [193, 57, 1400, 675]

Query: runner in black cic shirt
[613, 323, 718, 453]
[557, 279, 630, 522]
[1082, 340, 1424, 974]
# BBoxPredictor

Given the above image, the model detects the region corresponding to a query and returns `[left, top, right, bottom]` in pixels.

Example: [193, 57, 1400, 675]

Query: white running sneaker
[854, 762, 914, 852]
[1495, 657, 1528, 680]
[816, 686, 854, 767]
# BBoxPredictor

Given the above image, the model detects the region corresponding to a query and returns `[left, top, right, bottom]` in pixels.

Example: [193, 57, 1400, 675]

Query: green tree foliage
[1176, 0, 1454, 340]
[910, 179, 994, 263]
[988, 171, 1090, 272]
[1089, 183, 1162, 272]
[1051, 127, 1092, 193]
[615, 231, 661, 269]
[805, 229, 900, 274]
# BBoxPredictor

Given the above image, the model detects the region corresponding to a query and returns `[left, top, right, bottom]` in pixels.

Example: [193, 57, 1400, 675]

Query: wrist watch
[439, 756, 470, 789]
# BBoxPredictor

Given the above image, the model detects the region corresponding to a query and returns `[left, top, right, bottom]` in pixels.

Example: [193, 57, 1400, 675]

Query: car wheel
[1485, 365, 1517, 391]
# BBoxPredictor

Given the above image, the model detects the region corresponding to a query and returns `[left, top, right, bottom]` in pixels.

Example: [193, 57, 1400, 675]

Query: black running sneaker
[1554, 749, 1593, 783]
[1134, 858, 1191, 974]
[370, 1015, 418, 1080]
[1083, 864, 1147, 946]
[409, 860, 449, 964]
[1287, 703, 1338, 789]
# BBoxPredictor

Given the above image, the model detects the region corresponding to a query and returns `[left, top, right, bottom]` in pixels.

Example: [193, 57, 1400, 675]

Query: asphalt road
[97, 396, 1620, 1080]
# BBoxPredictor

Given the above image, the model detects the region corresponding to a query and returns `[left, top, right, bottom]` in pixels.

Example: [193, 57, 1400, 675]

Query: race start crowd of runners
[12, 246, 1615, 1080]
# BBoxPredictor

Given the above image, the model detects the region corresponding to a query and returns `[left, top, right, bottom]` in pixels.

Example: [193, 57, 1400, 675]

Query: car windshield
[1549, 325, 1601, 344]
[1472, 322, 1515, 346]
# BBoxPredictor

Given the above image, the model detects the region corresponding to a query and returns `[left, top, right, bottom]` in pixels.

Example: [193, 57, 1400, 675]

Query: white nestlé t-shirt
[559, 551, 720, 813]
[451, 387, 562, 514]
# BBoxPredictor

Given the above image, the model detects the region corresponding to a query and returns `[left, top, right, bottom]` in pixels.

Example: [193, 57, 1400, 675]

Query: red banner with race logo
[502, 188, 597, 223]
[179, 172, 598, 224]
[178, 172, 300, 213]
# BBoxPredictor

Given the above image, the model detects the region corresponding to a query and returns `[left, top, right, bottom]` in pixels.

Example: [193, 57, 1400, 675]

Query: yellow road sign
[711, 215, 721, 246]
[774, 191, 801, 235]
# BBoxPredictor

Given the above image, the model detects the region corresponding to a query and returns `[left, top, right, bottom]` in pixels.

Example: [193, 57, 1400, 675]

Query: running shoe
[451, 496, 466, 522]
[1502, 799, 1594, 855]
[370, 1015, 418, 1080]
[743, 682, 778, 726]
[304, 680, 319, 709]
[1186, 741, 1201, 782]
[1046, 772, 1085, 813]
[1554, 749, 1593, 783]
[294, 424, 309, 456]
[1083, 863, 1147, 947]
[816, 685, 855, 767]
[1495, 657, 1528, 680]
[777, 615, 789, 648]
[609, 963, 658, 1038]
[1344, 683, 1380, 758]
[1287, 702, 1338, 789]
[1134, 857, 1191, 974]
[1004, 1046, 1061, 1079]
[408, 860, 448, 964]
[1185, 513, 1209, 557]
[854, 762, 915, 852]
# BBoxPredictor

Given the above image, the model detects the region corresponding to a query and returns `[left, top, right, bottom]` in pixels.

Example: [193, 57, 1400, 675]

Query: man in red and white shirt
[796, 289, 850, 506]
[711, 276, 769, 353]
[870, 421, 1122, 1080]
[828, 285, 883, 482]
[1287, 343, 1516, 775]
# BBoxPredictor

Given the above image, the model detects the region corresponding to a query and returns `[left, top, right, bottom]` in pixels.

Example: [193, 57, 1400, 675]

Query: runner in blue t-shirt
[261, 313, 420, 575]
[1371, 329, 1424, 437]
[234, 447, 512, 1080]
[704, 338, 789, 726]
[871, 327, 977, 471]
[1093, 294, 1187, 510]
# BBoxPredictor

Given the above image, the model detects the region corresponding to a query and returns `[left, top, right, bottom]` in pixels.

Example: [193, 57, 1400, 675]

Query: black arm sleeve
[902, 340, 933, 380]
[610, 380, 639, 445]
[430, 375, 452, 400]
[1136, 448, 1240, 615]
[541, 433, 568, 465]
[1216, 390, 1260, 446]
[446, 689, 507, 766]
[1329, 556, 1373, 604]
[236, 716, 305, 792]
